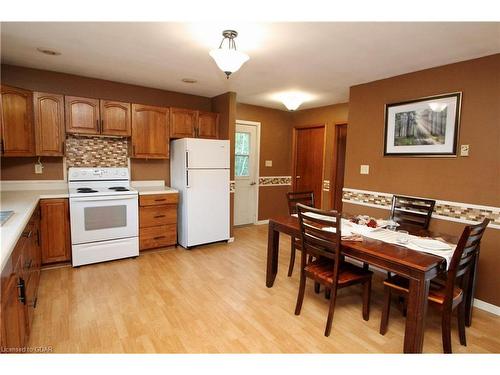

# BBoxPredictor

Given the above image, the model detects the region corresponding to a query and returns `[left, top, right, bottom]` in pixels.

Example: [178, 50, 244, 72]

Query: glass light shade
[209, 48, 249, 76]
[281, 95, 304, 111]
[428, 102, 448, 112]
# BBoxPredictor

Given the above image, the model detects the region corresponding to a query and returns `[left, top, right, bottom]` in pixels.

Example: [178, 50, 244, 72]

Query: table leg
[403, 277, 430, 353]
[266, 222, 280, 287]
[465, 250, 479, 327]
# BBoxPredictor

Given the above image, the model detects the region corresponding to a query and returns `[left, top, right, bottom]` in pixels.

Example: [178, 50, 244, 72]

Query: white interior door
[234, 123, 259, 225]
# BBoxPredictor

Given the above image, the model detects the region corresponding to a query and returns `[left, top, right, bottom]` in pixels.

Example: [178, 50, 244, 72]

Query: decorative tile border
[342, 188, 500, 229]
[259, 176, 292, 186]
[323, 180, 330, 191]
[66, 135, 128, 168]
[230, 180, 235, 193]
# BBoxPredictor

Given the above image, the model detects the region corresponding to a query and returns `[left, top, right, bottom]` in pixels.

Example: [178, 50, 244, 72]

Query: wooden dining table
[266, 215, 464, 354]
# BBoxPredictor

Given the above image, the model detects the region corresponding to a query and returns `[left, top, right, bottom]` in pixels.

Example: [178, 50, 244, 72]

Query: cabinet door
[197, 111, 219, 139]
[33, 92, 65, 156]
[40, 199, 71, 265]
[170, 108, 197, 138]
[65, 96, 100, 135]
[131, 104, 169, 159]
[0, 85, 35, 156]
[100, 100, 131, 136]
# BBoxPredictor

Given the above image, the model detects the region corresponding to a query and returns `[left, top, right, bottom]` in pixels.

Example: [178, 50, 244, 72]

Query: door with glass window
[234, 123, 258, 225]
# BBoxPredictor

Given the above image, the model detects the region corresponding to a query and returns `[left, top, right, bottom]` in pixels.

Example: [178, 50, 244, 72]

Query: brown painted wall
[292, 103, 349, 210]
[344, 53, 500, 306]
[236, 103, 293, 220]
[0, 64, 213, 183]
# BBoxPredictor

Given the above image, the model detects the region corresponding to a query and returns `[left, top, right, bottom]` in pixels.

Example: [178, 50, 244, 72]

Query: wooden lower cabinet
[40, 199, 71, 265]
[139, 193, 178, 251]
[1, 206, 41, 352]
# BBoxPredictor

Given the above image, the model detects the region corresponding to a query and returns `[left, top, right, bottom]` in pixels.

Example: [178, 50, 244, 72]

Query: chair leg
[287, 240, 296, 277]
[295, 269, 307, 315]
[380, 285, 391, 335]
[314, 282, 320, 294]
[362, 279, 371, 321]
[442, 308, 453, 354]
[458, 302, 467, 346]
[324, 286, 338, 337]
[325, 287, 331, 299]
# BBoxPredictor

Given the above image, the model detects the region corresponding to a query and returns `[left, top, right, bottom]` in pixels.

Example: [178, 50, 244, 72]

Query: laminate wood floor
[29, 224, 500, 353]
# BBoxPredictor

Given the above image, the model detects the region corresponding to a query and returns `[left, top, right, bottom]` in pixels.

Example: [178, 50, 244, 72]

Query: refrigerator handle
[186, 170, 190, 188]
[185, 150, 189, 168]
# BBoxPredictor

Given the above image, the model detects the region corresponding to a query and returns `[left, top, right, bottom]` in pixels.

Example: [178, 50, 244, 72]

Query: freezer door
[186, 138, 230, 169]
[182, 168, 230, 247]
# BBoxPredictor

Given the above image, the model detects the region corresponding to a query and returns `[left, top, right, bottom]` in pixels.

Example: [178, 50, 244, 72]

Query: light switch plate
[460, 144, 470, 157]
[360, 165, 370, 175]
[265, 160, 273, 167]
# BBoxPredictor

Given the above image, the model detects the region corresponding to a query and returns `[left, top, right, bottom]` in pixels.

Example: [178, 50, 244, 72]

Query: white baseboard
[473, 298, 500, 316]
[255, 220, 269, 225]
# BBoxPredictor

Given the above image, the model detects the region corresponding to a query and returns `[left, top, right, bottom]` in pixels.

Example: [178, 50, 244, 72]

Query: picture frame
[383, 92, 462, 157]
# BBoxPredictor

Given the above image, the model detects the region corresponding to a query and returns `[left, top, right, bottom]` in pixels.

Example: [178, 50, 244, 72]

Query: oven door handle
[70, 195, 138, 202]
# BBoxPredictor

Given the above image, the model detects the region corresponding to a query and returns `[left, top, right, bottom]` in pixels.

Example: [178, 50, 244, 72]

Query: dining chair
[286, 191, 315, 277]
[295, 203, 373, 337]
[379, 218, 490, 353]
[390, 195, 436, 230]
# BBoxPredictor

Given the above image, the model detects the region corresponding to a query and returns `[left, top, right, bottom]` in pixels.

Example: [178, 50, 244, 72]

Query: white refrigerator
[170, 138, 230, 248]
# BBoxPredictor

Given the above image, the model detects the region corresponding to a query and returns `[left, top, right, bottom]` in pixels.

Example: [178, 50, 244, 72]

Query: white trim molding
[342, 187, 500, 229]
[473, 299, 500, 316]
[255, 219, 270, 225]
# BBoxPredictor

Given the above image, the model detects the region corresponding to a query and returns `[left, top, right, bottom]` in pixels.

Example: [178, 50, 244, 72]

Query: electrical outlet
[360, 165, 370, 175]
[35, 163, 43, 174]
[460, 144, 470, 157]
[265, 160, 273, 167]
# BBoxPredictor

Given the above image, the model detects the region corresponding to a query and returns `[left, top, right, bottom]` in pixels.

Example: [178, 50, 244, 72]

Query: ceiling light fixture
[278, 92, 312, 111]
[37, 47, 61, 56]
[209, 30, 249, 79]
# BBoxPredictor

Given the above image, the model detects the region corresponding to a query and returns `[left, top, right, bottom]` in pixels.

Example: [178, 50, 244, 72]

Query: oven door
[70, 195, 138, 245]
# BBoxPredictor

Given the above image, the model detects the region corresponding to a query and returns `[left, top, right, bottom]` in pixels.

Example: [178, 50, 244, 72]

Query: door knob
[250, 182, 256, 185]
[296, 176, 301, 179]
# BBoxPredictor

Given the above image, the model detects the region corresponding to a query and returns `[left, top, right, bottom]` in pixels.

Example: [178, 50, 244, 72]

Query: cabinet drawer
[139, 193, 178, 206]
[140, 225, 176, 250]
[140, 205, 177, 228]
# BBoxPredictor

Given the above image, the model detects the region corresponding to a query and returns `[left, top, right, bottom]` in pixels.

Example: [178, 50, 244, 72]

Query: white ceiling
[1, 22, 499, 110]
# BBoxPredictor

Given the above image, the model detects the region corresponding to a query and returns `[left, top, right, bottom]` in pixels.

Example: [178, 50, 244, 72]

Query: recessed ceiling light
[181, 78, 198, 84]
[37, 47, 61, 56]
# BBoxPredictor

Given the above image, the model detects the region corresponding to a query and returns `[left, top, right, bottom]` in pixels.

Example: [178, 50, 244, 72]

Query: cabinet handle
[96, 119, 99, 131]
[153, 215, 166, 218]
[154, 199, 166, 202]
[101, 119, 104, 132]
[22, 230, 32, 238]
[28, 297, 38, 308]
[153, 236, 166, 240]
[36, 230, 41, 246]
[24, 259, 33, 270]
[17, 279, 26, 304]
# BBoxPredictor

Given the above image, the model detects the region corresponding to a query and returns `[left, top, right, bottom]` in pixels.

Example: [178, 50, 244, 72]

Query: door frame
[235, 119, 261, 224]
[291, 124, 326, 208]
[331, 122, 348, 211]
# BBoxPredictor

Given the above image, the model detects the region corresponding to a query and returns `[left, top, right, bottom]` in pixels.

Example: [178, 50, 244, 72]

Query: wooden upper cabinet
[131, 104, 169, 159]
[170, 108, 197, 138]
[65, 96, 100, 135]
[197, 111, 219, 139]
[33, 92, 65, 156]
[40, 199, 71, 265]
[100, 100, 131, 136]
[0, 85, 35, 156]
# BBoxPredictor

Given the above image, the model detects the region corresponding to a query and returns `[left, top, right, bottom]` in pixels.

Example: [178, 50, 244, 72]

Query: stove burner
[77, 187, 94, 191]
[109, 187, 130, 191]
[77, 189, 98, 193]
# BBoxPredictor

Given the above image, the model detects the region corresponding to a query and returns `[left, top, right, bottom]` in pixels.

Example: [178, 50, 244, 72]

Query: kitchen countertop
[0, 189, 68, 272]
[133, 186, 178, 195]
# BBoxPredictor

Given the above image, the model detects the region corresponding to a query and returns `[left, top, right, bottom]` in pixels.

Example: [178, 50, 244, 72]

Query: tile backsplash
[65, 135, 128, 168]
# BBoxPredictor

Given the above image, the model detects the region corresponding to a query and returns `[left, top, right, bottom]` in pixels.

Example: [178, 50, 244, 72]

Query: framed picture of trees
[383, 92, 462, 156]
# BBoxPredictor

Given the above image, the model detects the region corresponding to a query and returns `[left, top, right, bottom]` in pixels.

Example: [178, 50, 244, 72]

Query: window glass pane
[84, 206, 127, 230]
[235, 132, 250, 155]
[235, 155, 250, 177]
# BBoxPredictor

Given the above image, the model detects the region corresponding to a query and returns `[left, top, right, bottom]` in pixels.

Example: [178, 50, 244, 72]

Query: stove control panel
[68, 167, 130, 181]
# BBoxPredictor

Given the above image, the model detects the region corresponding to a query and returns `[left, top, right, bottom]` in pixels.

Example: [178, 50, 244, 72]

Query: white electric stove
[68, 167, 139, 267]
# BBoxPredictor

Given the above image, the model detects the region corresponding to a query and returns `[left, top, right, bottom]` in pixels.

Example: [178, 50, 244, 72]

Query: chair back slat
[390, 195, 436, 229]
[287, 191, 315, 215]
[444, 219, 490, 307]
[296, 204, 341, 264]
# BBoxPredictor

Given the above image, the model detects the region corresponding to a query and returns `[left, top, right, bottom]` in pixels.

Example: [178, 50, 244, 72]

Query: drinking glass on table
[386, 219, 398, 231]
[396, 230, 409, 244]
